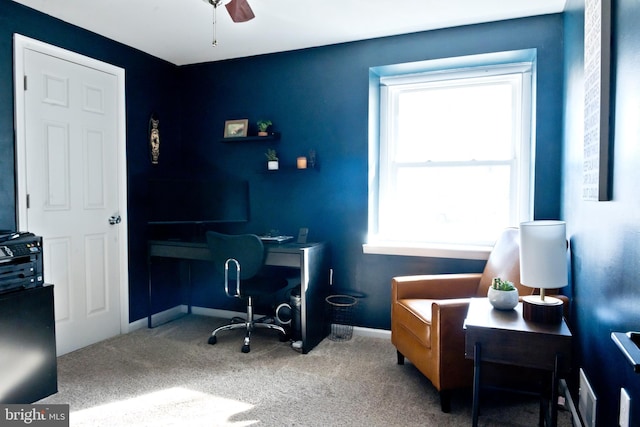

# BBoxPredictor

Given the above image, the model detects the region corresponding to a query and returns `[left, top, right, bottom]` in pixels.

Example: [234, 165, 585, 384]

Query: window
[367, 52, 535, 257]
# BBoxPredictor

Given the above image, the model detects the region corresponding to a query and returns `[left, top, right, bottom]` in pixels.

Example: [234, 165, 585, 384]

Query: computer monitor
[147, 178, 249, 224]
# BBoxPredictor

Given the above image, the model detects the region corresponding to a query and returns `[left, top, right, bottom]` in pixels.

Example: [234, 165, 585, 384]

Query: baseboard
[191, 306, 249, 320]
[128, 305, 189, 331]
[352, 326, 391, 340]
[560, 379, 583, 427]
[130, 305, 392, 341]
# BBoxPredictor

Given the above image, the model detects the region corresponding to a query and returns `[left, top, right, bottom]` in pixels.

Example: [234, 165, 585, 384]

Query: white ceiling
[13, 0, 567, 66]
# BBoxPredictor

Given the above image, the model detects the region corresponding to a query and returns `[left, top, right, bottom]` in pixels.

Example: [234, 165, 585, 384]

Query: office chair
[205, 231, 289, 353]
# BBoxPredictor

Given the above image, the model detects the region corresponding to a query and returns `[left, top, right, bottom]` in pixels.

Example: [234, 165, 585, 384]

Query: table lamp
[519, 220, 568, 324]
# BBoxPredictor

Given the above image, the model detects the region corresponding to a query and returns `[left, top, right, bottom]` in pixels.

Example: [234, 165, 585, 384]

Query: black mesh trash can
[325, 294, 358, 341]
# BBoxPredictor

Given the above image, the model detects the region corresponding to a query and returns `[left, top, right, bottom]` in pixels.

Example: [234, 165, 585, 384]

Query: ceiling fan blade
[225, 0, 255, 22]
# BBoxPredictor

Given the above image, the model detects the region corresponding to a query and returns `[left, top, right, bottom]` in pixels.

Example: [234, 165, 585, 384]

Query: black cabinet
[0, 285, 57, 403]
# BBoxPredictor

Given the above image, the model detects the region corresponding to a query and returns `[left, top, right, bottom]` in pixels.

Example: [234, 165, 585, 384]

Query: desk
[464, 298, 572, 427]
[148, 240, 331, 354]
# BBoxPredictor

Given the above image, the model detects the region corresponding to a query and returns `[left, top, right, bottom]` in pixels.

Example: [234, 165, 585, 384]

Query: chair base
[208, 317, 287, 353]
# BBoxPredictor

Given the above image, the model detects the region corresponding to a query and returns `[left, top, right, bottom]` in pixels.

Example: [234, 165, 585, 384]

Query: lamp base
[522, 295, 564, 324]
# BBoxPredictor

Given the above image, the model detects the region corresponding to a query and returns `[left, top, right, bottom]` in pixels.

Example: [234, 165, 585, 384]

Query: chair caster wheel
[241, 344, 250, 353]
[208, 336, 217, 345]
[279, 332, 289, 342]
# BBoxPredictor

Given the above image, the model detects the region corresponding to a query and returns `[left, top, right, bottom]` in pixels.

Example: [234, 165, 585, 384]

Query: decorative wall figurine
[149, 113, 160, 164]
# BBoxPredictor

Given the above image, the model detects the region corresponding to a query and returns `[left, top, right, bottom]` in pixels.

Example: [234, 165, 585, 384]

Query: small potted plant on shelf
[265, 148, 279, 170]
[257, 119, 272, 136]
[487, 277, 519, 310]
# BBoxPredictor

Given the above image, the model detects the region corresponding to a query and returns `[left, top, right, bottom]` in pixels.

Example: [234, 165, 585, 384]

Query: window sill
[362, 242, 491, 260]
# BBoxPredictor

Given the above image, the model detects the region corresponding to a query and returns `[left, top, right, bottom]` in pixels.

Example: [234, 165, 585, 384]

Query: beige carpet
[39, 315, 573, 426]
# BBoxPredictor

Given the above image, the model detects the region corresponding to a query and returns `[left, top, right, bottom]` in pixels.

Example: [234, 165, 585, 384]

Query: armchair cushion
[394, 299, 433, 347]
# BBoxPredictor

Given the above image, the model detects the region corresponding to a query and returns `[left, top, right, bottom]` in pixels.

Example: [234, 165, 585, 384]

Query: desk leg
[550, 353, 561, 427]
[147, 256, 153, 329]
[186, 261, 192, 315]
[472, 342, 481, 427]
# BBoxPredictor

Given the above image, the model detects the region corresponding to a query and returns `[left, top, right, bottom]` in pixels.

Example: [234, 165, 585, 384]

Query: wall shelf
[219, 132, 281, 143]
[260, 165, 320, 174]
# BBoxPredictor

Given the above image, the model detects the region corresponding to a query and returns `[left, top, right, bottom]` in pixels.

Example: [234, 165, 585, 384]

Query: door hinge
[23, 75, 27, 91]
[26, 194, 30, 209]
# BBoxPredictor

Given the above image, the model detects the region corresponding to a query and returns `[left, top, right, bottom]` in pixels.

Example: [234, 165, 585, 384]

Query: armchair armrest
[392, 273, 482, 301]
[431, 298, 475, 389]
[432, 298, 475, 338]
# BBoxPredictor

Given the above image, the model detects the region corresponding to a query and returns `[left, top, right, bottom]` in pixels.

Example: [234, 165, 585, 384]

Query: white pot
[267, 160, 279, 170]
[487, 287, 519, 310]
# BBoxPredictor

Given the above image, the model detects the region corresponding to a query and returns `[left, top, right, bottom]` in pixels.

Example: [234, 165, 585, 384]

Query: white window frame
[365, 52, 536, 260]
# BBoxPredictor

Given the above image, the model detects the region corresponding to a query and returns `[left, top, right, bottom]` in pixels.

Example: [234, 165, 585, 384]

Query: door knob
[109, 215, 122, 225]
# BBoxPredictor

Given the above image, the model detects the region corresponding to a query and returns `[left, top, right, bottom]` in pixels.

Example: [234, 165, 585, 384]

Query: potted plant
[265, 148, 279, 170]
[487, 277, 519, 310]
[257, 119, 272, 136]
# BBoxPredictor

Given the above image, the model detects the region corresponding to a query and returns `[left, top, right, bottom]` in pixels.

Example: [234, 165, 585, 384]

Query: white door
[14, 35, 129, 356]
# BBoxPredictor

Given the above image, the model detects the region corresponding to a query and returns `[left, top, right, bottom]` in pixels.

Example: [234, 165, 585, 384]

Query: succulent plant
[257, 120, 272, 132]
[491, 277, 516, 291]
[265, 148, 278, 161]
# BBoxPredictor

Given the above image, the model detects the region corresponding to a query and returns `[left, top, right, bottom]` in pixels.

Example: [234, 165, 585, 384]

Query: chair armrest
[432, 298, 473, 331]
[392, 274, 482, 301]
[431, 299, 474, 373]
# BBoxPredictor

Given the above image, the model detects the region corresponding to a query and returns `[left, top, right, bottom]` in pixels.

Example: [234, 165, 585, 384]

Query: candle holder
[297, 156, 307, 169]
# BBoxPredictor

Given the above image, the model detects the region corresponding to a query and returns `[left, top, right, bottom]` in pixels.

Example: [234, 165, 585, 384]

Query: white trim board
[129, 305, 392, 341]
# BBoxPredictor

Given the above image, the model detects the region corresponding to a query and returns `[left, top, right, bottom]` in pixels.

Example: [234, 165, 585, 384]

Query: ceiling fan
[203, 0, 255, 46]
[207, 0, 255, 22]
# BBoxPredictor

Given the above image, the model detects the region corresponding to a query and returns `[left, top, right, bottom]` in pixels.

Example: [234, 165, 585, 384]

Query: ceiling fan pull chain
[206, 0, 222, 46]
[212, 1, 218, 46]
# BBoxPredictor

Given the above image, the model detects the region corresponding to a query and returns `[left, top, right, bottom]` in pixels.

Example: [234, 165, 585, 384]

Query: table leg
[550, 353, 561, 427]
[472, 342, 481, 427]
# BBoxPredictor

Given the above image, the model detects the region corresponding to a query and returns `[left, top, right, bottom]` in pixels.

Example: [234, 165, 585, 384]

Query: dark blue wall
[563, 0, 640, 425]
[0, 0, 182, 320]
[179, 15, 564, 329]
[4, 3, 638, 423]
[2, 2, 565, 341]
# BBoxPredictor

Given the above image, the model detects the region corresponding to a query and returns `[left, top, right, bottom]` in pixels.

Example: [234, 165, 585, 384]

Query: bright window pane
[380, 165, 511, 245]
[395, 83, 514, 162]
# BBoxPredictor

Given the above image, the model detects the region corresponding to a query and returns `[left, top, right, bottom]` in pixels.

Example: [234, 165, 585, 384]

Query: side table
[464, 298, 572, 427]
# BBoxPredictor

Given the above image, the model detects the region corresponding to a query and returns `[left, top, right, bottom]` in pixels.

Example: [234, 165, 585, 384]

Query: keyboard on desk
[258, 235, 294, 243]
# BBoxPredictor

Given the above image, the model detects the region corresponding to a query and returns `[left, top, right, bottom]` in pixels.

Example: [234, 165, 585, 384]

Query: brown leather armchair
[391, 227, 567, 412]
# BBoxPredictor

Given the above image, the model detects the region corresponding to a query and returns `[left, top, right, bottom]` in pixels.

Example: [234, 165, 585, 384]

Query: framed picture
[583, 0, 611, 201]
[224, 119, 249, 138]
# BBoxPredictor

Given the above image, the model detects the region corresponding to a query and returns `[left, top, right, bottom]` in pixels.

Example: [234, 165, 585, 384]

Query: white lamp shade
[520, 220, 568, 289]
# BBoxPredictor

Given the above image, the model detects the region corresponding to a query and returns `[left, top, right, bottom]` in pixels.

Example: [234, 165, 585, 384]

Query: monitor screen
[147, 179, 249, 224]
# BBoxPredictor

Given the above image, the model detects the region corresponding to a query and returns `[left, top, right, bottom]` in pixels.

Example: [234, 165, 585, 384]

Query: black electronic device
[147, 179, 250, 224]
[0, 233, 44, 294]
[297, 227, 309, 244]
[0, 285, 57, 403]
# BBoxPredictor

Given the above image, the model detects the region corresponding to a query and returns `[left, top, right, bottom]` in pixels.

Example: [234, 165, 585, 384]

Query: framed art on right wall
[583, 0, 611, 201]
